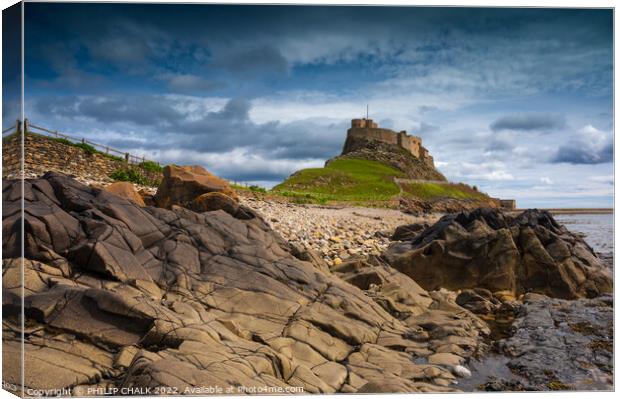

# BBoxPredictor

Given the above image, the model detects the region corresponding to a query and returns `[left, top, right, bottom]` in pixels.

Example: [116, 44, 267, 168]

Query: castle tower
[351, 119, 365, 128]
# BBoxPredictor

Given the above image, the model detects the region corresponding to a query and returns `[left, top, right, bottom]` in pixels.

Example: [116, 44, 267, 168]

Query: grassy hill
[271, 157, 488, 205]
[400, 181, 488, 201]
[273, 158, 404, 203]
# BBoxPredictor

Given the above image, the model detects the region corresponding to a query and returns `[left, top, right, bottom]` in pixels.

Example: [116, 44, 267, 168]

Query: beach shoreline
[532, 208, 613, 215]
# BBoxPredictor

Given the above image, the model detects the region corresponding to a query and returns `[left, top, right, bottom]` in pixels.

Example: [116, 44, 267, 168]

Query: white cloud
[442, 161, 515, 182]
[540, 176, 553, 185]
[145, 147, 324, 187]
[482, 170, 515, 181]
[578, 124, 608, 144]
[590, 175, 614, 184]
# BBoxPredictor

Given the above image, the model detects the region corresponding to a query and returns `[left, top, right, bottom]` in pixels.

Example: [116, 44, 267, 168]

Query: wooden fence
[2, 119, 156, 166]
[2, 120, 257, 186]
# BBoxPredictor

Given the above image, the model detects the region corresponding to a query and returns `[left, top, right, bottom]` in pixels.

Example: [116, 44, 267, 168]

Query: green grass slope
[272, 157, 491, 206]
[273, 158, 404, 203]
[400, 182, 488, 201]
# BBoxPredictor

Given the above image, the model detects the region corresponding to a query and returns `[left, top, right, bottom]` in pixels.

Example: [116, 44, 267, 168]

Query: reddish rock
[190, 192, 239, 215]
[104, 182, 145, 206]
[153, 165, 237, 209]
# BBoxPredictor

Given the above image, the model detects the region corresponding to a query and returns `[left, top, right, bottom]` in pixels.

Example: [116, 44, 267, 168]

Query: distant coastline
[532, 208, 613, 215]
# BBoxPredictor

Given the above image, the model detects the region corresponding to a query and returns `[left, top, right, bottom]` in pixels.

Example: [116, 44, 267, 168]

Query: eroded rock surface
[154, 164, 237, 209]
[500, 293, 613, 390]
[2, 172, 488, 394]
[384, 208, 612, 299]
[105, 182, 146, 207]
[461, 293, 613, 391]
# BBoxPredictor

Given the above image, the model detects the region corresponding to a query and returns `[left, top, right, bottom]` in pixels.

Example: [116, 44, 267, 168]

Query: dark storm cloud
[484, 139, 515, 153]
[217, 169, 294, 182]
[490, 114, 566, 132]
[2, 3, 21, 128]
[417, 122, 439, 135]
[211, 45, 289, 77]
[89, 37, 150, 64]
[21, 4, 614, 199]
[24, 4, 613, 98]
[33, 95, 344, 160]
[552, 142, 613, 165]
[164, 74, 225, 93]
[2, 99, 20, 129]
[35, 96, 185, 126]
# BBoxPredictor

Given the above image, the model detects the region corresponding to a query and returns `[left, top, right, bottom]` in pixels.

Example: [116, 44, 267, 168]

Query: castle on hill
[342, 118, 435, 167]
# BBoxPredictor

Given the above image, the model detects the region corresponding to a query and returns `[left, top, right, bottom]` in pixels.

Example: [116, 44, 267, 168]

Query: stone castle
[343, 118, 435, 167]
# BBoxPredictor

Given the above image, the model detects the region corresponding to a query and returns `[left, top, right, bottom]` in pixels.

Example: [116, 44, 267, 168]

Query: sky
[4, 3, 614, 208]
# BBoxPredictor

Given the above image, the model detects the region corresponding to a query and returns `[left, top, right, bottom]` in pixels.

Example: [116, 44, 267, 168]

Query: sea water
[554, 213, 614, 255]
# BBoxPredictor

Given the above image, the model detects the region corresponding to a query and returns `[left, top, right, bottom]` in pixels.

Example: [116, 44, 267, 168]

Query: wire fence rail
[2, 119, 156, 166]
[3, 120, 258, 186]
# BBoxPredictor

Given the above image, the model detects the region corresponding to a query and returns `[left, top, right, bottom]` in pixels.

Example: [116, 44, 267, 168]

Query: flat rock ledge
[460, 293, 613, 391]
[2, 172, 488, 395]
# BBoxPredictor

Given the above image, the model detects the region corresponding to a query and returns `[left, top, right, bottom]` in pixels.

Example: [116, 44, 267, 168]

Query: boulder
[391, 222, 429, 241]
[455, 289, 497, 315]
[104, 182, 145, 206]
[189, 191, 239, 215]
[153, 165, 237, 209]
[384, 208, 612, 299]
[2, 172, 488, 394]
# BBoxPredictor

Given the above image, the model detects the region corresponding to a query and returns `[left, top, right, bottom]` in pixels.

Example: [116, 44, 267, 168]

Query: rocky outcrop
[391, 222, 429, 241]
[331, 140, 446, 181]
[496, 293, 613, 390]
[462, 293, 613, 391]
[153, 165, 237, 209]
[2, 172, 489, 395]
[105, 182, 146, 206]
[384, 208, 612, 299]
[399, 196, 500, 215]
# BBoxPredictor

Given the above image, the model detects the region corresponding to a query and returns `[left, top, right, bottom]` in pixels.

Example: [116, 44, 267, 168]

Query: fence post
[15, 119, 21, 135]
[125, 153, 129, 163]
[23, 118, 29, 134]
[82, 138, 85, 144]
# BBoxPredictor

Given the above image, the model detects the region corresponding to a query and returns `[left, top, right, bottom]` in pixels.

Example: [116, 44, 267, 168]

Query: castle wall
[500, 199, 517, 210]
[397, 133, 421, 158]
[347, 127, 400, 146]
[344, 119, 435, 168]
[347, 127, 423, 158]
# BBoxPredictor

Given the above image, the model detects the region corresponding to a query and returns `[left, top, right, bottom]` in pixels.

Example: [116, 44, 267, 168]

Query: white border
[0, 1, 617, 399]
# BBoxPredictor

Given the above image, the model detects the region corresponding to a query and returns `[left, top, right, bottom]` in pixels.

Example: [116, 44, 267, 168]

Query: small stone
[452, 365, 471, 378]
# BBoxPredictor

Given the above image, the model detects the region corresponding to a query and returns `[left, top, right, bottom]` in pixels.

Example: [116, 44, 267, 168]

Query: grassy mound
[273, 158, 404, 203]
[271, 157, 490, 206]
[400, 182, 487, 201]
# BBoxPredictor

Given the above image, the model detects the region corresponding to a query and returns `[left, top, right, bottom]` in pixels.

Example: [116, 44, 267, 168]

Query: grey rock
[2, 173, 486, 394]
[384, 208, 612, 299]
